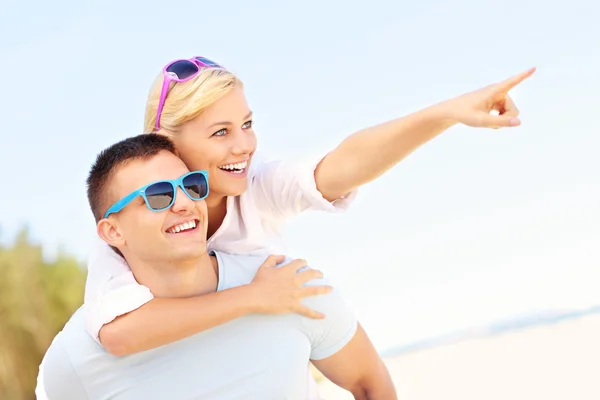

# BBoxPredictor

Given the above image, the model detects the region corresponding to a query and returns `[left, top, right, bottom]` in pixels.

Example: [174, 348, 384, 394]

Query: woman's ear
[97, 218, 125, 249]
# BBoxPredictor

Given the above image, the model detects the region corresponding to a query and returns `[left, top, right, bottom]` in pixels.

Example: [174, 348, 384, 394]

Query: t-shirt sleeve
[40, 334, 89, 400]
[83, 238, 154, 343]
[250, 154, 358, 221]
[297, 271, 358, 361]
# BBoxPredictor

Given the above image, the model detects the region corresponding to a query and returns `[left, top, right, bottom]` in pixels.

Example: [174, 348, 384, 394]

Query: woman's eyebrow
[207, 111, 253, 129]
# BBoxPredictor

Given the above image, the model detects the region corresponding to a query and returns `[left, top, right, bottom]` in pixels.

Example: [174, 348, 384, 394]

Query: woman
[85, 56, 534, 395]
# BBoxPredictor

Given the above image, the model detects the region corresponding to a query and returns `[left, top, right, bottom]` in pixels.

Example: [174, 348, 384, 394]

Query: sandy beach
[317, 313, 600, 399]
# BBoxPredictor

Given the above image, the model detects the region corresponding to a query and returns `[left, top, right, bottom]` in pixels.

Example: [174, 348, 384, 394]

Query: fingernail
[509, 118, 520, 126]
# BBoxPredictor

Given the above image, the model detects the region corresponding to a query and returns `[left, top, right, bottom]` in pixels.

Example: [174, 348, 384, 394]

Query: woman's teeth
[218, 161, 248, 173]
[167, 220, 197, 234]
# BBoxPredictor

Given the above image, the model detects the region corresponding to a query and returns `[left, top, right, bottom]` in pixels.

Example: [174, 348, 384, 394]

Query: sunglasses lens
[145, 182, 175, 210]
[166, 60, 200, 80]
[182, 173, 208, 199]
[194, 57, 223, 68]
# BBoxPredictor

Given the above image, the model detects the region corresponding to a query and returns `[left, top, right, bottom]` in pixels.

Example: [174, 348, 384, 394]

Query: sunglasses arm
[155, 76, 174, 130]
[103, 190, 144, 219]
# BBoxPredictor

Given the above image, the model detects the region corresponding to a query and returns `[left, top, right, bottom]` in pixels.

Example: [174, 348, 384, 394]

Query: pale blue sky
[1, 0, 599, 350]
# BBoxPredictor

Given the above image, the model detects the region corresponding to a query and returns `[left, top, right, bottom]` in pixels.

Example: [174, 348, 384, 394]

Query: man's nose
[170, 187, 195, 213]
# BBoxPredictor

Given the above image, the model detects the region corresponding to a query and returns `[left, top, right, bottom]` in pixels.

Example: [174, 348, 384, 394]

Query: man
[39, 134, 396, 399]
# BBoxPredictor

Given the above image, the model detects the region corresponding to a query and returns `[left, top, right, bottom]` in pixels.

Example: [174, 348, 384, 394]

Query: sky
[1, 0, 599, 351]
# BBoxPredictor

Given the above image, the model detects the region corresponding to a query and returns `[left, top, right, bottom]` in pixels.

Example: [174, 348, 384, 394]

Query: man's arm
[100, 257, 331, 356]
[311, 323, 396, 400]
[314, 68, 535, 201]
[299, 274, 396, 399]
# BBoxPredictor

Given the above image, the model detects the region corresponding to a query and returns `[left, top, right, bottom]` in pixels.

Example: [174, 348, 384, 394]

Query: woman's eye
[242, 120, 253, 129]
[212, 128, 227, 137]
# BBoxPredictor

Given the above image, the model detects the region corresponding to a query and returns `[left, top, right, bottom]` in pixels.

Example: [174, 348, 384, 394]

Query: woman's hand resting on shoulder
[248, 255, 333, 320]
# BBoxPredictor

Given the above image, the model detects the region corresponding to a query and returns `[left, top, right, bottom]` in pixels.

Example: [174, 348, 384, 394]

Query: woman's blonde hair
[143, 67, 242, 135]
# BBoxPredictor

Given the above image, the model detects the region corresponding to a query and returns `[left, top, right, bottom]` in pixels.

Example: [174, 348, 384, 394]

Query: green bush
[0, 227, 86, 400]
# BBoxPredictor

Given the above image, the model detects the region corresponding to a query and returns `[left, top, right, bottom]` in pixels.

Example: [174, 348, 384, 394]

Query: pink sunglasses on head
[155, 56, 225, 130]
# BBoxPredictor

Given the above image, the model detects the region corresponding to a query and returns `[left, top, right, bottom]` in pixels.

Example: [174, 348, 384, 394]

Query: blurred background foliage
[0, 227, 86, 400]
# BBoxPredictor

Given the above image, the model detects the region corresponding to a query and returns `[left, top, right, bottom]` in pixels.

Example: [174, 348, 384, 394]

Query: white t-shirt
[40, 253, 358, 400]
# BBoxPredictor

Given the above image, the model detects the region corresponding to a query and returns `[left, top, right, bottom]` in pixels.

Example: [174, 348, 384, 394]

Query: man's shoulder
[214, 252, 355, 327]
[47, 307, 99, 356]
[213, 251, 268, 290]
[53, 306, 85, 336]
[213, 250, 267, 265]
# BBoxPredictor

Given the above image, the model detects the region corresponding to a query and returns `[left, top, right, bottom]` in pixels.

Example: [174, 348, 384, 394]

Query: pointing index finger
[496, 67, 536, 92]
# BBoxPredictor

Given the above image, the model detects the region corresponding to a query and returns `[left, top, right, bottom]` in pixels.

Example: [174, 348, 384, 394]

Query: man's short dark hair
[87, 134, 177, 222]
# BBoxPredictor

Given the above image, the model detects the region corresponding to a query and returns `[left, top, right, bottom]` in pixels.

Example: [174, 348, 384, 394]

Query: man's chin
[167, 239, 207, 256]
[172, 248, 207, 262]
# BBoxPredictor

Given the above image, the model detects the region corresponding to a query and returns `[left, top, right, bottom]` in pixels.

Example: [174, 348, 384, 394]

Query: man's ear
[97, 218, 126, 248]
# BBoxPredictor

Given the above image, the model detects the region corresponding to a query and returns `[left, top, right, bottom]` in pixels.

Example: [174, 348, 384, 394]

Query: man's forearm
[349, 358, 396, 400]
[99, 284, 257, 356]
[314, 103, 456, 201]
[313, 323, 398, 399]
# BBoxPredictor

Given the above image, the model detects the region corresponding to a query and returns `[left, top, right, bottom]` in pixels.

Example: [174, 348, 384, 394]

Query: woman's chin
[213, 180, 249, 198]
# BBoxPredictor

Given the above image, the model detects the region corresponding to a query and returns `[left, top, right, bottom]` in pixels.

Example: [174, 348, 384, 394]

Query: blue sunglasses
[103, 170, 209, 219]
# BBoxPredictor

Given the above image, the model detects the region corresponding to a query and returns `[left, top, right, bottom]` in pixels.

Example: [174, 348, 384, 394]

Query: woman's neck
[205, 193, 228, 240]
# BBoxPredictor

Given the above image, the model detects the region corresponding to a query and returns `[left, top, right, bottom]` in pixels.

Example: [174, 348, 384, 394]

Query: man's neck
[127, 253, 218, 298]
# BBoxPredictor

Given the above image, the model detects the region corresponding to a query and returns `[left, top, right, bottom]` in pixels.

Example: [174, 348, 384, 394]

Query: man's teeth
[167, 220, 197, 234]
[218, 161, 248, 172]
